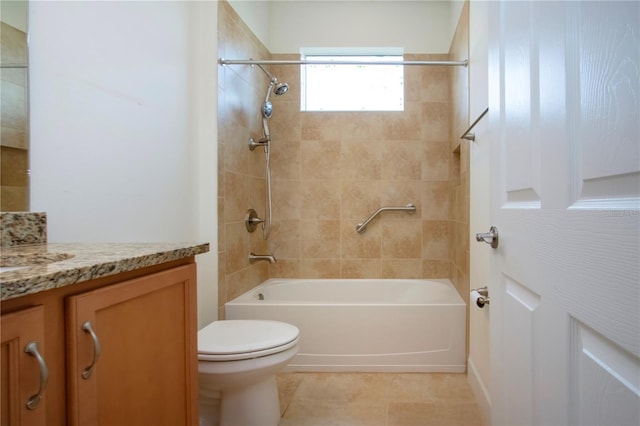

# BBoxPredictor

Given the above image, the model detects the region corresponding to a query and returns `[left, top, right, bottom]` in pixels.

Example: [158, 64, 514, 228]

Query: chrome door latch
[476, 226, 499, 249]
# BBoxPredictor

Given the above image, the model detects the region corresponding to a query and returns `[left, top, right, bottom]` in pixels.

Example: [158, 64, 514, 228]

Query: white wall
[468, 1, 491, 424]
[28, 0, 218, 328]
[230, 0, 460, 54]
[227, 0, 271, 50]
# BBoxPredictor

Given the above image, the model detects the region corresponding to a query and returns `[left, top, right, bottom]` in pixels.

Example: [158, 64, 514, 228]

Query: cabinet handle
[81, 321, 101, 379]
[24, 341, 49, 410]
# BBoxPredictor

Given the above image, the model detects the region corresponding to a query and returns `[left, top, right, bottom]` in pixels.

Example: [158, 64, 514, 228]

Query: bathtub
[225, 278, 466, 373]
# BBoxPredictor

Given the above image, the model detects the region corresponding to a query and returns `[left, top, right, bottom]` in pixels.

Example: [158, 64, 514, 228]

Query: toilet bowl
[198, 320, 299, 426]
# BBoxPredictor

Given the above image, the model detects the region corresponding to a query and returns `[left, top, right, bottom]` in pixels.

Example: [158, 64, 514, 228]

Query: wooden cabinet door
[66, 264, 198, 426]
[1, 305, 47, 426]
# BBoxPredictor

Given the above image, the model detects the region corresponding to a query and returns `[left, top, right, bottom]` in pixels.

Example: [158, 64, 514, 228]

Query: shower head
[274, 82, 289, 96]
[256, 63, 289, 104]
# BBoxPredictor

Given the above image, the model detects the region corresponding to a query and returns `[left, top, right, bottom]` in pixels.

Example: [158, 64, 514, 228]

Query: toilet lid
[198, 320, 299, 361]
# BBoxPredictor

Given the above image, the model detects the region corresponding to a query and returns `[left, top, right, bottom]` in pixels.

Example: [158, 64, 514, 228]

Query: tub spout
[249, 252, 276, 264]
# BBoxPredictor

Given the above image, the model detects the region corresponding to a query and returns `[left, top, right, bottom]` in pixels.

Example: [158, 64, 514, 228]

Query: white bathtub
[225, 278, 466, 373]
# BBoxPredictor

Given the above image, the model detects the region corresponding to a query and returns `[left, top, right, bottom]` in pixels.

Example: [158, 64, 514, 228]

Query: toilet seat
[198, 320, 299, 362]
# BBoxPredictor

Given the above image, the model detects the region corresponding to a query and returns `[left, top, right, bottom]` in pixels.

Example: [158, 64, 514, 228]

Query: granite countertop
[0, 242, 210, 301]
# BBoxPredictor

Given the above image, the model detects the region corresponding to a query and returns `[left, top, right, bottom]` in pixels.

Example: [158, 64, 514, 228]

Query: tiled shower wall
[217, 0, 464, 318]
[265, 56, 451, 279]
[217, 1, 272, 319]
[449, 2, 470, 306]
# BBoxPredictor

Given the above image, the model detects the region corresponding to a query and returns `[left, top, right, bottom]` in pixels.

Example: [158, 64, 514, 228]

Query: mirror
[1, 0, 29, 211]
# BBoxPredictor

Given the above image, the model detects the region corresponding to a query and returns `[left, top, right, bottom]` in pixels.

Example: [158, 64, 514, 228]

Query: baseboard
[467, 357, 492, 425]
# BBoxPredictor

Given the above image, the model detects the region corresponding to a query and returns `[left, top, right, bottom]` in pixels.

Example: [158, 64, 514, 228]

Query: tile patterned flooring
[277, 372, 484, 426]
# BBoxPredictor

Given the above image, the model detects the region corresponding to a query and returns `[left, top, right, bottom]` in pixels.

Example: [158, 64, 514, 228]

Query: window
[301, 54, 404, 112]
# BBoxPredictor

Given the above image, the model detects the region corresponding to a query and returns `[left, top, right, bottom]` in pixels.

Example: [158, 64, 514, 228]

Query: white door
[488, 2, 640, 426]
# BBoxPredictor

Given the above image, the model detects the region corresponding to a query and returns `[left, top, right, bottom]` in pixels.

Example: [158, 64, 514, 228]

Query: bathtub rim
[225, 277, 465, 307]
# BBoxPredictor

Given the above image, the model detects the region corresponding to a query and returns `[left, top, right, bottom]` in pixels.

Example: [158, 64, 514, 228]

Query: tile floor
[276, 372, 484, 426]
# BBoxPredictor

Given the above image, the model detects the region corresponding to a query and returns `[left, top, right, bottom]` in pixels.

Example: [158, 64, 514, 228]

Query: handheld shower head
[263, 100, 273, 119]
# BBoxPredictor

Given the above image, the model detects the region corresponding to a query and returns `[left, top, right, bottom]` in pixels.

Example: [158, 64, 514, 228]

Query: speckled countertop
[0, 242, 210, 301]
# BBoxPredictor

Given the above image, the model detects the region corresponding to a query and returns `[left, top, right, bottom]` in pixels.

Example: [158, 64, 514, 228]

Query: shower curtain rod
[219, 58, 468, 67]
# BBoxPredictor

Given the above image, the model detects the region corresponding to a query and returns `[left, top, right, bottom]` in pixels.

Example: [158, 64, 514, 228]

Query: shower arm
[255, 63, 277, 82]
[356, 204, 416, 233]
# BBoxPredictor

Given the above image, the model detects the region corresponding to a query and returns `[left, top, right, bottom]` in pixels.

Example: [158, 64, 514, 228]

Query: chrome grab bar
[356, 204, 416, 233]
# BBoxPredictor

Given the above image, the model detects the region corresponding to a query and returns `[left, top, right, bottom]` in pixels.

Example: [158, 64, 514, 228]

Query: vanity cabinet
[1, 306, 47, 426]
[1, 259, 199, 426]
[66, 264, 198, 425]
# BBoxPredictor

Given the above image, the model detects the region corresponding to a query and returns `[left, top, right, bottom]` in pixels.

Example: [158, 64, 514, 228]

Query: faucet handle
[245, 209, 265, 233]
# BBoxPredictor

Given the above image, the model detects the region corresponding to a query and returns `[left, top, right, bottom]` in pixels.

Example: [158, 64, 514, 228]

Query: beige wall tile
[338, 112, 382, 140]
[301, 140, 341, 180]
[421, 66, 451, 103]
[341, 259, 381, 278]
[423, 220, 450, 259]
[270, 140, 301, 180]
[301, 113, 342, 141]
[381, 221, 422, 258]
[422, 259, 450, 278]
[341, 180, 382, 220]
[223, 171, 249, 223]
[422, 140, 450, 180]
[341, 139, 382, 180]
[422, 102, 450, 142]
[380, 180, 422, 207]
[404, 62, 423, 103]
[381, 141, 423, 180]
[270, 100, 302, 142]
[300, 220, 341, 258]
[341, 220, 381, 258]
[300, 180, 341, 220]
[226, 266, 257, 301]
[421, 181, 450, 220]
[269, 219, 301, 259]
[272, 180, 301, 220]
[300, 259, 341, 278]
[268, 259, 300, 277]
[380, 102, 422, 140]
[381, 259, 423, 278]
[225, 222, 250, 273]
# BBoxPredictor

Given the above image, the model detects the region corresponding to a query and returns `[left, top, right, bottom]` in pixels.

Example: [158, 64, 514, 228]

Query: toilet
[197, 319, 300, 426]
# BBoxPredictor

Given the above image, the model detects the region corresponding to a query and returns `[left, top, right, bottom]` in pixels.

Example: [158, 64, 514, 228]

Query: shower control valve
[248, 137, 269, 151]
[245, 209, 265, 233]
